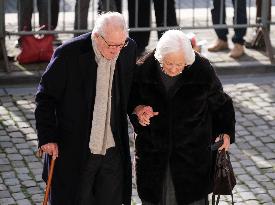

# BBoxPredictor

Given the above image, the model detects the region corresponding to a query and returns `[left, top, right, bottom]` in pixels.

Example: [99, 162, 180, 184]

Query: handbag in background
[212, 148, 236, 205]
[17, 34, 54, 64]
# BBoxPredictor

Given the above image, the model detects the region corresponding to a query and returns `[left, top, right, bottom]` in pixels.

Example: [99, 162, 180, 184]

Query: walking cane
[43, 157, 56, 205]
[37, 149, 56, 205]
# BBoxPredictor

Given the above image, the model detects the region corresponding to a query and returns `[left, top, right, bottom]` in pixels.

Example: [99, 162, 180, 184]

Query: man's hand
[134, 105, 159, 126]
[41, 143, 59, 160]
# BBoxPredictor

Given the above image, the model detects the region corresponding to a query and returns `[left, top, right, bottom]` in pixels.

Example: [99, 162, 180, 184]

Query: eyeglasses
[100, 35, 128, 49]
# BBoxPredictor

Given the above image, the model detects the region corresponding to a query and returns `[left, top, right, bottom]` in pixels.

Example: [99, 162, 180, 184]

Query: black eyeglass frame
[100, 35, 129, 49]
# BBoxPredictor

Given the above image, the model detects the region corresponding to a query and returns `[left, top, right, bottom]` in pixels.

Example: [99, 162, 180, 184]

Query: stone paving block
[0, 190, 11, 198]
[245, 180, 262, 189]
[11, 161, 26, 168]
[238, 174, 253, 182]
[0, 165, 12, 172]
[260, 136, 275, 143]
[2, 120, 16, 127]
[26, 133, 37, 140]
[4, 147, 18, 154]
[11, 138, 26, 144]
[21, 180, 36, 188]
[23, 156, 39, 163]
[6, 126, 19, 132]
[234, 184, 249, 192]
[16, 199, 32, 205]
[257, 194, 273, 203]
[17, 121, 30, 128]
[9, 132, 24, 138]
[266, 173, 275, 180]
[26, 187, 41, 195]
[262, 152, 275, 160]
[0, 142, 13, 148]
[14, 167, 29, 174]
[0, 184, 7, 191]
[7, 153, 23, 161]
[261, 181, 275, 189]
[17, 174, 32, 181]
[0, 197, 16, 205]
[31, 193, 44, 203]
[4, 178, 20, 186]
[254, 175, 271, 182]
[252, 187, 267, 195]
[30, 168, 43, 175]
[255, 161, 273, 169]
[267, 189, 275, 198]
[245, 166, 261, 175]
[15, 143, 29, 149]
[9, 185, 21, 193]
[239, 192, 257, 200]
[1, 172, 15, 179]
[245, 200, 260, 205]
[0, 158, 9, 165]
[20, 128, 35, 135]
[0, 136, 10, 142]
[28, 162, 42, 169]
[19, 149, 33, 156]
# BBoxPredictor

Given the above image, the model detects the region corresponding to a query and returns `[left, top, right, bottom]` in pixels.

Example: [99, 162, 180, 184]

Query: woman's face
[161, 52, 186, 77]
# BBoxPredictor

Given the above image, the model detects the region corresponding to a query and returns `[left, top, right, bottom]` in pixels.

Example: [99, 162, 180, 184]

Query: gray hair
[92, 12, 128, 37]
[154, 30, 195, 65]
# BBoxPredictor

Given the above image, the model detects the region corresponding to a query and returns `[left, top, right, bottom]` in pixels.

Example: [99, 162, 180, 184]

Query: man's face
[95, 28, 127, 60]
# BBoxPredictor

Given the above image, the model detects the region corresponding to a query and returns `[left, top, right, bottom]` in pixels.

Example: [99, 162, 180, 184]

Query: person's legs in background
[128, 0, 151, 56]
[98, 0, 122, 13]
[229, 0, 247, 58]
[17, 0, 33, 31]
[208, 0, 229, 52]
[153, 0, 178, 39]
[74, 0, 91, 36]
[37, 0, 61, 45]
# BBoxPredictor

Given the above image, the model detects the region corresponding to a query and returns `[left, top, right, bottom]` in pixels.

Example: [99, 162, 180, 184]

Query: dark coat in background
[129, 52, 235, 205]
[35, 33, 136, 205]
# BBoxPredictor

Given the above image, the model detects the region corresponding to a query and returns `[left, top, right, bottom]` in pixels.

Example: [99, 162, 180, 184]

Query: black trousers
[77, 147, 123, 205]
[128, 0, 178, 54]
[211, 0, 247, 44]
[141, 166, 208, 205]
[18, 0, 60, 31]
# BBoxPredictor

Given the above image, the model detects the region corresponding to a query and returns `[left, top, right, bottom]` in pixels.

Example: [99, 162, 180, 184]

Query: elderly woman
[128, 30, 235, 205]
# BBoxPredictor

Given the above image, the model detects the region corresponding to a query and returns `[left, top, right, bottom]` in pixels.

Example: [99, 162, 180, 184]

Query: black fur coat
[129, 52, 235, 204]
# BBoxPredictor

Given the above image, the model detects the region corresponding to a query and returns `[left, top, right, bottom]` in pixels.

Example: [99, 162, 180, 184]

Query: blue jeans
[211, 0, 247, 45]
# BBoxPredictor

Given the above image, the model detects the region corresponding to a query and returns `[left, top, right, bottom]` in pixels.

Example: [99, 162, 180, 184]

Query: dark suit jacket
[35, 33, 136, 205]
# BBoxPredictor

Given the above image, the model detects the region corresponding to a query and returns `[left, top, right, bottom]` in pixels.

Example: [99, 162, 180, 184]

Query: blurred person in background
[18, 0, 59, 31]
[208, 0, 247, 58]
[74, 0, 121, 37]
[128, 0, 178, 57]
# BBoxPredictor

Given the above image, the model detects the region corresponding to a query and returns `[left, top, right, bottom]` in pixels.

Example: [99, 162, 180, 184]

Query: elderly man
[35, 12, 136, 205]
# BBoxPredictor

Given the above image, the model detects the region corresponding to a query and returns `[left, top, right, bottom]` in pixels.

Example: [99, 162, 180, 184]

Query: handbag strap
[212, 194, 234, 205]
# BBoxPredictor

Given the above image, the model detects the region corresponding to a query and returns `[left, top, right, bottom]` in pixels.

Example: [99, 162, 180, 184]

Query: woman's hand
[134, 105, 159, 126]
[41, 143, 59, 159]
[217, 134, 230, 151]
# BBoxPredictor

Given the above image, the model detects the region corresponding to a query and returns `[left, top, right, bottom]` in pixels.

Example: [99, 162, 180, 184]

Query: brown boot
[208, 39, 229, 52]
[229, 43, 244, 58]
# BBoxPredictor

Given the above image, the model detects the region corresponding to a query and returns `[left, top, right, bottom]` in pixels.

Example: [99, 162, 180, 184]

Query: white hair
[154, 30, 195, 65]
[92, 12, 128, 37]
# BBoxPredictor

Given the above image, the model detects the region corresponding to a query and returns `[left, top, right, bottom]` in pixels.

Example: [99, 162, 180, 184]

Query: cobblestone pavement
[0, 74, 275, 205]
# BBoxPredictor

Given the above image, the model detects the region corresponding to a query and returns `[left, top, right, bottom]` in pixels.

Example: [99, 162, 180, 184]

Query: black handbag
[212, 148, 236, 205]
